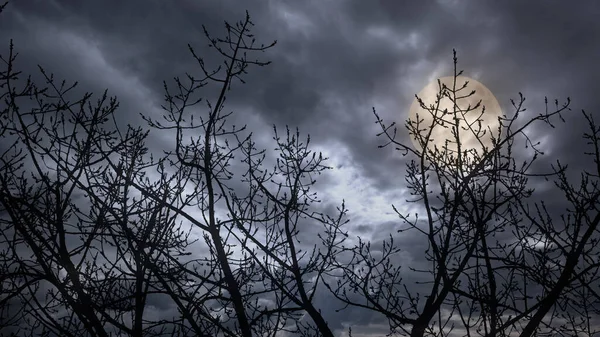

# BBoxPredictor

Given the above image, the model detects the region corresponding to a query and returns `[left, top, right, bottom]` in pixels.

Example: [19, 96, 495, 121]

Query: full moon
[408, 76, 502, 163]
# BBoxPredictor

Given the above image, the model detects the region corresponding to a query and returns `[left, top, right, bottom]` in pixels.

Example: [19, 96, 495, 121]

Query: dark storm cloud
[2, 1, 598, 335]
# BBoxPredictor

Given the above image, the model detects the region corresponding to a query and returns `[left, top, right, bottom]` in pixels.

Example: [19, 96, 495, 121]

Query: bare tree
[4, 1, 599, 336]
[2, 5, 346, 336]
[0, 7, 193, 336]
[327, 50, 600, 337]
[140, 11, 348, 337]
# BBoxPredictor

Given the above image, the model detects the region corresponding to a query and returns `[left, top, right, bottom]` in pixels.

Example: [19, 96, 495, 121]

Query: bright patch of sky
[313, 142, 408, 229]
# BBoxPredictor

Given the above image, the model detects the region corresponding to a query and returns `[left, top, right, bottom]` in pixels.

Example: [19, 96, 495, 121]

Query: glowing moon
[408, 76, 502, 163]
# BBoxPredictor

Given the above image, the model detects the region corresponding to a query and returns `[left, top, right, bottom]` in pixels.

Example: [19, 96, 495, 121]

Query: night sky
[2, 1, 599, 335]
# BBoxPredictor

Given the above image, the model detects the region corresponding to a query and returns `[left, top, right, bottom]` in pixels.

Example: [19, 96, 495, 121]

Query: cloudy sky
[2, 0, 599, 335]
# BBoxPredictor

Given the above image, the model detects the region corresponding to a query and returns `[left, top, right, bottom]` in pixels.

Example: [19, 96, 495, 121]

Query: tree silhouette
[139, 12, 348, 336]
[2, 2, 600, 337]
[327, 50, 600, 337]
[1, 6, 346, 336]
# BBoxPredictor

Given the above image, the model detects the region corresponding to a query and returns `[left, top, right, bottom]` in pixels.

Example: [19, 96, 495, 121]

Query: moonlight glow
[408, 76, 502, 162]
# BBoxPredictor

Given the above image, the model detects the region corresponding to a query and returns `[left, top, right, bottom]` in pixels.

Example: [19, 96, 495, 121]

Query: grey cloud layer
[3, 0, 597, 176]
